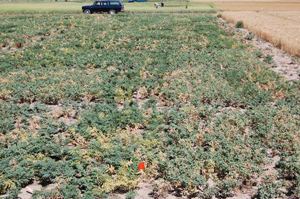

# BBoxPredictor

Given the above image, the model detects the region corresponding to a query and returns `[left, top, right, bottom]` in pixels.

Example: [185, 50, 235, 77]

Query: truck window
[109, 2, 120, 5]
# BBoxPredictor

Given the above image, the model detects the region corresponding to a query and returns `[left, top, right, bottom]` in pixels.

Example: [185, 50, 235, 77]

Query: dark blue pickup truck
[82, 0, 124, 14]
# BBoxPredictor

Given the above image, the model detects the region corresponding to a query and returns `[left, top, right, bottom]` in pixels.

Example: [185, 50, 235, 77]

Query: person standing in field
[161, 0, 164, 7]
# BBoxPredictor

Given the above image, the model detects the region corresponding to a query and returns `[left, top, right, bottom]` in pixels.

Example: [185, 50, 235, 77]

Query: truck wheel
[109, 9, 116, 14]
[84, 9, 91, 14]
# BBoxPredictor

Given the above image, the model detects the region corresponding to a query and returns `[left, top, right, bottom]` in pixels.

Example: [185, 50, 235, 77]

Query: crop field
[262, 11, 300, 22]
[0, 13, 300, 199]
[0, 2, 216, 14]
[221, 11, 300, 56]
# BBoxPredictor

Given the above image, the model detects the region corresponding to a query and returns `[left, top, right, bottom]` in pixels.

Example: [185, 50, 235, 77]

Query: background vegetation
[0, 1, 216, 14]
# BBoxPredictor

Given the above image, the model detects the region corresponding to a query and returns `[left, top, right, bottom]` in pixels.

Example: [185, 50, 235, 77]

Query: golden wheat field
[265, 11, 300, 21]
[221, 11, 300, 55]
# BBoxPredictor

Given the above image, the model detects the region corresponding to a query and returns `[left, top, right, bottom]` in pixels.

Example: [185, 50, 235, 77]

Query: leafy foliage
[255, 177, 284, 199]
[126, 190, 137, 199]
[264, 54, 274, 64]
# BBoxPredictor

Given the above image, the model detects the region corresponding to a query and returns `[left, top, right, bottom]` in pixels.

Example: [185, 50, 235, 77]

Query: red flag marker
[115, 26, 117, 28]
[46, 33, 49, 36]
[69, 25, 71, 27]
[167, 24, 169, 27]
[43, 25, 45, 28]
[263, 54, 266, 58]
[255, 24, 257, 26]
[244, 40, 247, 44]
[138, 162, 145, 171]
[228, 31, 231, 34]
[219, 26, 221, 28]
[75, 18, 77, 20]
[17, 43, 21, 48]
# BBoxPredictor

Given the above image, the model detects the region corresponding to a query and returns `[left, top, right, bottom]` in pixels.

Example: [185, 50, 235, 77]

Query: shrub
[236, 21, 244, 28]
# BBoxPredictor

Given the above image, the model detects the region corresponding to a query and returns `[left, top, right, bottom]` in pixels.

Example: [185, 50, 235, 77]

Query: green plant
[255, 50, 264, 58]
[264, 54, 274, 64]
[244, 32, 254, 40]
[236, 20, 244, 28]
[255, 177, 284, 199]
[125, 190, 137, 199]
[217, 180, 241, 197]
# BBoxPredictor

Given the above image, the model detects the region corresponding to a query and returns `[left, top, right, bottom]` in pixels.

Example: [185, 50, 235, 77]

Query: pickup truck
[82, 0, 124, 14]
